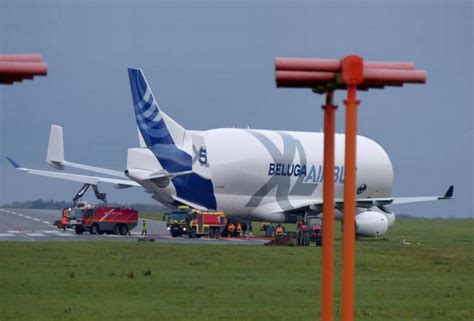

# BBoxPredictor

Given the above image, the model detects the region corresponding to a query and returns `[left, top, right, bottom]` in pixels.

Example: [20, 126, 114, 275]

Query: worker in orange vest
[236, 223, 242, 238]
[275, 224, 284, 238]
[60, 215, 67, 231]
[227, 222, 235, 237]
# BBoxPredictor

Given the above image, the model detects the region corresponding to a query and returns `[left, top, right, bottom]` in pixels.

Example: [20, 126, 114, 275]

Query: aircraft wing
[263, 185, 454, 213]
[6, 157, 139, 188]
[348, 185, 454, 207]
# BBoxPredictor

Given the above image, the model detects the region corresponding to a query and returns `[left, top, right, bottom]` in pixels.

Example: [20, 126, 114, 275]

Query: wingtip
[444, 185, 454, 198]
[6, 156, 24, 169]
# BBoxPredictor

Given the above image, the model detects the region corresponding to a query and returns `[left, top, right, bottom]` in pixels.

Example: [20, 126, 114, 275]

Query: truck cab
[164, 210, 191, 237]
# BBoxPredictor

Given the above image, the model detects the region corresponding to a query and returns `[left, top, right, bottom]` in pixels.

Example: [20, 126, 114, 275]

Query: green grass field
[0, 218, 472, 321]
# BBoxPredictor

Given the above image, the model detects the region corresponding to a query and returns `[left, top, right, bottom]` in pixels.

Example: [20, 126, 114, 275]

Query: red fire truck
[188, 211, 226, 238]
[164, 208, 226, 238]
[67, 206, 138, 235]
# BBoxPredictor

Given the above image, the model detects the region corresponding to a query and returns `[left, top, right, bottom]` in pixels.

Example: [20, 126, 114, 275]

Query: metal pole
[341, 85, 359, 321]
[321, 90, 337, 321]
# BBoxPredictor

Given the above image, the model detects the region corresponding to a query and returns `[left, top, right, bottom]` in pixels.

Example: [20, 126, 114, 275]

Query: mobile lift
[54, 184, 138, 235]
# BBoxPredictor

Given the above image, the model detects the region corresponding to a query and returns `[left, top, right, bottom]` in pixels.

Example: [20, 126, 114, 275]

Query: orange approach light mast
[275, 55, 427, 321]
[0, 54, 48, 84]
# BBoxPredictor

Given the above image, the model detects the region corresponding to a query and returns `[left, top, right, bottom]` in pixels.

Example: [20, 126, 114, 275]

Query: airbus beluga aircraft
[7, 68, 453, 237]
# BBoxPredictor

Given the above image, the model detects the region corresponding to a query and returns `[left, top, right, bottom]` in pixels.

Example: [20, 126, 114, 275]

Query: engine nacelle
[355, 211, 389, 237]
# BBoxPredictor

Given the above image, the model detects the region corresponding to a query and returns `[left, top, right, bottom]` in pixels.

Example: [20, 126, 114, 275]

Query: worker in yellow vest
[228, 222, 235, 237]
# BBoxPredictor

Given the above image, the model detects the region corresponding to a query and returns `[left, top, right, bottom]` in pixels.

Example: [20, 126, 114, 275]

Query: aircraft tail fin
[127, 68, 185, 148]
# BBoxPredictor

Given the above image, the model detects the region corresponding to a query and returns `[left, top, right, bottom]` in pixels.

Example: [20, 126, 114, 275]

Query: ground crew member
[227, 222, 235, 237]
[242, 222, 248, 238]
[236, 222, 242, 238]
[275, 224, 284, 238]
[142, 220, 148, 236]
[60, 215, 67, 231]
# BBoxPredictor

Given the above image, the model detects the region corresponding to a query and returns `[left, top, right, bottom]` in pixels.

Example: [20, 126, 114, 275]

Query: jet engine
[355, 211, 389, 237]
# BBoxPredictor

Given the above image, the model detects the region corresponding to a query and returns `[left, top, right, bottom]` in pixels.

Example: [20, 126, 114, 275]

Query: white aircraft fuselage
[127, 128, 393, 223]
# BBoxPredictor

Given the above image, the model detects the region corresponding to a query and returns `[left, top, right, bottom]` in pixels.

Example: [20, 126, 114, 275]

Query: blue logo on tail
[128, 68, 174, 147]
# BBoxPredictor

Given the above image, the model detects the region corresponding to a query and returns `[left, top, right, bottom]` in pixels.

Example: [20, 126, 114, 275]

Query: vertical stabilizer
[128, 68, 185, 148]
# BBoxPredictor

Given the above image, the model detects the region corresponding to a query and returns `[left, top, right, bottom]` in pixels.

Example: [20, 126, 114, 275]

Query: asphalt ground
[0, 208, 267, 245]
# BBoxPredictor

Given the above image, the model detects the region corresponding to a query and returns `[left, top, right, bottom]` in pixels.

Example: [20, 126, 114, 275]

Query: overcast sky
[0, 0, 472, 218]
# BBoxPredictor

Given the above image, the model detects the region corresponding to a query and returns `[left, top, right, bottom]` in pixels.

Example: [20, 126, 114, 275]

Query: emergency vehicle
[163, 206, 192, 237]
[66, 206, 138, 235]
[188, 210, 226, 238]
[164, 207, 226, 238]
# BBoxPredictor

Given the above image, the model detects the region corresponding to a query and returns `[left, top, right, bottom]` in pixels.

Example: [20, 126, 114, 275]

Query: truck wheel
[171, 231, 178, 238]
[119, 225, 128, 236]
[189, 227, 197, 239]
[90, 224, 99, 235]
[113, 224, 120, 235]
[75, 226, 83, 235]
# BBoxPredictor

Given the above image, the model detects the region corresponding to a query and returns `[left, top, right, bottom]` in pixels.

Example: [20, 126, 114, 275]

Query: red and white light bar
[275, 56, 426, 92]
[0, 54, 48, 85]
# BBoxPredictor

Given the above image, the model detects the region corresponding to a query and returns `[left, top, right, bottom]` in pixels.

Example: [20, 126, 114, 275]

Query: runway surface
[0, 208, 267, 245]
